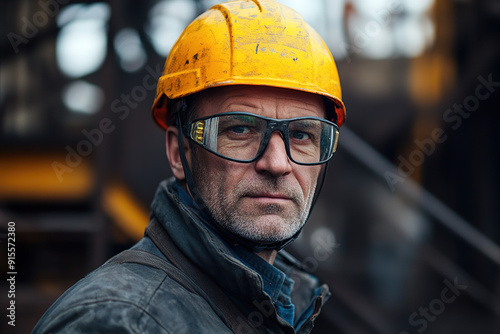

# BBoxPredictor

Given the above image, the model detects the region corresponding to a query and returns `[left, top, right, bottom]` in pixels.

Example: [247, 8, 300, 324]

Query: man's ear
[166, 126, 191, 180]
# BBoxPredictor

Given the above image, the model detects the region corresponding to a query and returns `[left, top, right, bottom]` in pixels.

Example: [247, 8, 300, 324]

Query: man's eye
[229, 125, 251, 134]
[291, 131, 310, 140]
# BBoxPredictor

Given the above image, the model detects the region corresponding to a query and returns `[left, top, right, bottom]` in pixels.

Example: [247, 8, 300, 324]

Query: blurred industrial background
[1, 0, 499, 333]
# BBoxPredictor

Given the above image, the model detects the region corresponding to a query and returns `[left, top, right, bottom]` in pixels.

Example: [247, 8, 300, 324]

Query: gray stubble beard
[191, 154, 316, 243]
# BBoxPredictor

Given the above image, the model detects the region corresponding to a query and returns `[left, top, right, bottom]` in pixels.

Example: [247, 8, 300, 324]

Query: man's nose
[255, 132, 292, 176]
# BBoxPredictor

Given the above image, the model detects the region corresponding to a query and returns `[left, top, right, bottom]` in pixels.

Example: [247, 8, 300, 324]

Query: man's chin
[225, 218, 302, 244]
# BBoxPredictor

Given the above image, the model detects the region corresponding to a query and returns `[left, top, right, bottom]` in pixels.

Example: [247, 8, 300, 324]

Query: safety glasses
[182, 112, 339, 165]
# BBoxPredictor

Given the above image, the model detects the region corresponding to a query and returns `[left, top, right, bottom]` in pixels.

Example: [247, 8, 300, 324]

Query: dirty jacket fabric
[33, 178, 330, 334]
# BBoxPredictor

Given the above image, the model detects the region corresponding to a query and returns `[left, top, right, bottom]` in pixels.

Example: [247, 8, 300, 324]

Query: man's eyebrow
[220, 114, 258, 123]
[291, 120, 321, 129]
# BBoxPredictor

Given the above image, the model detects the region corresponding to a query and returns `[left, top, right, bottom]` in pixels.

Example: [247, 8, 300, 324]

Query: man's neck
[256, 249, 278, 264]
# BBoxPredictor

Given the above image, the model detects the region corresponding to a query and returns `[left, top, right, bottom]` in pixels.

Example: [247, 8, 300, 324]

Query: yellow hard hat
[152, 0, 346, 129]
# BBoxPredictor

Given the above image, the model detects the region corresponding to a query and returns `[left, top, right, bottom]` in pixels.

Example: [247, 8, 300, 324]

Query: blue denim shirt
[33, 178, 330, 333]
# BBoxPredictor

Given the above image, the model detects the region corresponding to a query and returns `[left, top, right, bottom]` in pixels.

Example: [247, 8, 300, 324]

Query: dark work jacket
[32, 178, 330, 333]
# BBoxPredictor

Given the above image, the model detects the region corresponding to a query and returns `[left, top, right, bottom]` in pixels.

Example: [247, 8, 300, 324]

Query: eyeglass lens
[190, 114, 338, 164]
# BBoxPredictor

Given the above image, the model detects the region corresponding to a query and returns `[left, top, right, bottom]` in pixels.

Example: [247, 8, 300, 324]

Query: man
[33, 0, 346, 333]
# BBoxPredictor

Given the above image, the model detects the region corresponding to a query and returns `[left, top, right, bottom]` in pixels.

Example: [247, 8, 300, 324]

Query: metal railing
[340, 126, 500, 267]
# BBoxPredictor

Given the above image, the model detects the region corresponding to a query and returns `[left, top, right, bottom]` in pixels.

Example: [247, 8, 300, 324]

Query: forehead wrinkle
[276, 97, 325, 118]
[211, 93, 263, 112]
[275, 95, 322, 108]
[202, 86, 325, 118]
[225, 95, 322, 116]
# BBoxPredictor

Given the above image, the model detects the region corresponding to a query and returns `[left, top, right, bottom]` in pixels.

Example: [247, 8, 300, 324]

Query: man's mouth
[246, 193, 293, 204]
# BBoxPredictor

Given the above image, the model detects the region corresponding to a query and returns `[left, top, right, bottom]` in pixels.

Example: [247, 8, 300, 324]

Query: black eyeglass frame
[180, 112, 340, 166]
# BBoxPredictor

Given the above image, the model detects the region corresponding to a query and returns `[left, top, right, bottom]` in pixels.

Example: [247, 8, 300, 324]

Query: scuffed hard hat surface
[153, 0, 345, 129]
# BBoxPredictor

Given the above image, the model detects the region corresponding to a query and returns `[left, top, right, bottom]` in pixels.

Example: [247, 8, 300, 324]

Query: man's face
[189, 85, 325, 243]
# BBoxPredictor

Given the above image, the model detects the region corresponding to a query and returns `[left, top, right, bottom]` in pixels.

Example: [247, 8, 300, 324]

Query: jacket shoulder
[33, 260, 231, 333]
